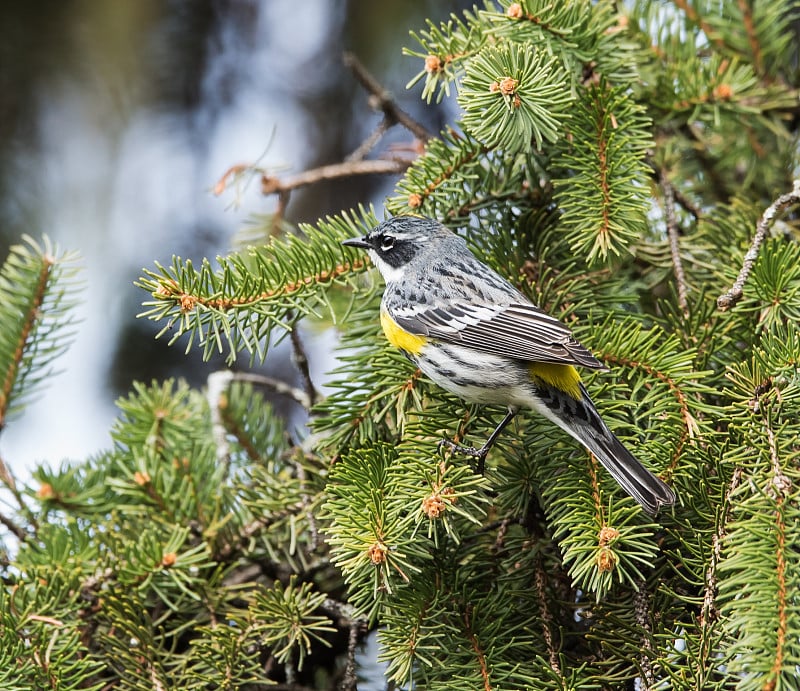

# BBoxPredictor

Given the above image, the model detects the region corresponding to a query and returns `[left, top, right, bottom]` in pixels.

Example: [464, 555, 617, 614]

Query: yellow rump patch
[380, 309, 427, 355]
[529, 362, 583, 400]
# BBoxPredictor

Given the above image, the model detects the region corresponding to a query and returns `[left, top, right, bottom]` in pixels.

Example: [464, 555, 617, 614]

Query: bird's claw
[437, 438, 488, 474]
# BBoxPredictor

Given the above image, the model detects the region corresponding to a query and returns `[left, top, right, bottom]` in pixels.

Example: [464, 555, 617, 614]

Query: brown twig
[661, 176, 689, 315]
[343, 51, 434, 143]
[717, 179, 800, 311]
[671, 0, 726, 51]
[735, 0, 763, 76]
[293, 453, 319, 553]
[463, 605, 492, 691]
[213, 159, 409, 207]
[339, 620, 362, 691]
[0, 453, 36, 532]
[346, 118, 391, 162]
[318, 597, 368, 691]
[260, 159, 410, 198]
[672, 186, 702, 220]
[534, 556, 561, 675]
[289, 324, 318, 408]
[0, 510, 26, 541]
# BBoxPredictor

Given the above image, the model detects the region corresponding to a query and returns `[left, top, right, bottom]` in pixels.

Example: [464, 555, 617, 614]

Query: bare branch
[534, 556, 561, 675]
[346, 118, 391, 162]
[633, 578, 655, 690]
[717, 179, 800, 311]
[672, 185, 702, 220]
[661, 176, 689, 315]
[289, 324, 318, 407]
[0, 509, 26, 542]
[232, 371, 313, 409]
[340, 620, 362, 691]
[207, 370, 235, 474]
[343, 51, 434, 143]
[0, 453, 36, 531]
[260, 159, 409, 197]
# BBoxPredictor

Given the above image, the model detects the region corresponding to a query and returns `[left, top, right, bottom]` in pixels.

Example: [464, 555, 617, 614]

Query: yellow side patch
[380, 309, 427, 355]
[529, 362, 583, 400]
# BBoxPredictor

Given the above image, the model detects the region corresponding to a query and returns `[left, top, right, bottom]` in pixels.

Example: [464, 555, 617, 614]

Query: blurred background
[0, 0, 469, 471]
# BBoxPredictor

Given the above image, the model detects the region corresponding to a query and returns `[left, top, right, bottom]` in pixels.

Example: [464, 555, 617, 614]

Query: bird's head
[342, 216, 458, 282]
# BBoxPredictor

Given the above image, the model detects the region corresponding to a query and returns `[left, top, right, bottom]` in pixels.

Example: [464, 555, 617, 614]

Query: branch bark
[343, 51, 434, 143]
[717, 179, 800, 311]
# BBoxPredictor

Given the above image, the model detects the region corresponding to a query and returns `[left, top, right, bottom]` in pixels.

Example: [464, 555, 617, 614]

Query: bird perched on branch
[343, 215, 676, 514]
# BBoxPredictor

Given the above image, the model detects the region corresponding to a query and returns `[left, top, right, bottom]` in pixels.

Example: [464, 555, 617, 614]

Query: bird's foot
[437, 438, 489, 474]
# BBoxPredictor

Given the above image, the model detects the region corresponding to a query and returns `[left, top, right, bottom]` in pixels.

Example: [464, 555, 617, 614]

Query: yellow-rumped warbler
[343, 216, 676, 514]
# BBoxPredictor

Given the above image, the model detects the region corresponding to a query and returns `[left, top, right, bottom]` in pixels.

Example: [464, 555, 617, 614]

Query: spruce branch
[597, 333, 703, 482]
[214, 500, 308, 562]
[498, 2, 570, 40]
[554, 82, 652, 262]
[0, 236, 81, 430]
[586, 453, 606, 527]
[735, 0, 763, 76]
[769, 493, 789, 684]
[218, 386, 263, 464]
[137, 209, 377, 362]
[459, 41, 574, 152]
[717, 179, 800, 310]
[0, 249, 53, 430]
[462, 604, 491, 691]
[386, 129, 487, 214]
[671, 0, 727, 52]
[404, 9, 486, 103]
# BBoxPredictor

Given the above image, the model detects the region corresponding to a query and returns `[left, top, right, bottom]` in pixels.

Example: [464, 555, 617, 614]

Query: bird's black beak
[342, 236, 371, 250]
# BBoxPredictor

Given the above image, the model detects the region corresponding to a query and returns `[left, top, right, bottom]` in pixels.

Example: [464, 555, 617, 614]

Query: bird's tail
[538, 384, 676, 515]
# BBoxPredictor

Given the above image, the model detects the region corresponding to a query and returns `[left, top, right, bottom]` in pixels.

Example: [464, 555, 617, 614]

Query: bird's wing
[392, 301, 604, 369]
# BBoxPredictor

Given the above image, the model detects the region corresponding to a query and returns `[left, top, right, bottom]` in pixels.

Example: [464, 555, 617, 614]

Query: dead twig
[661, 176, 689, 316]
[230, 371, 314, 410]
[717, 180, 800, 311]
[343, 51, 434, 143]
[259, 159, 409, 198]
[289, 324, 318, 407]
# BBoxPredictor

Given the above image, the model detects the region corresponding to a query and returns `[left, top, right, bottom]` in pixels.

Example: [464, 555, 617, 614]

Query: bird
[342, 215, 676, 514]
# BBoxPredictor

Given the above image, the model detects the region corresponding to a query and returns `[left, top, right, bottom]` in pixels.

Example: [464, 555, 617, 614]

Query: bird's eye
[380, 236, 395, 252]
